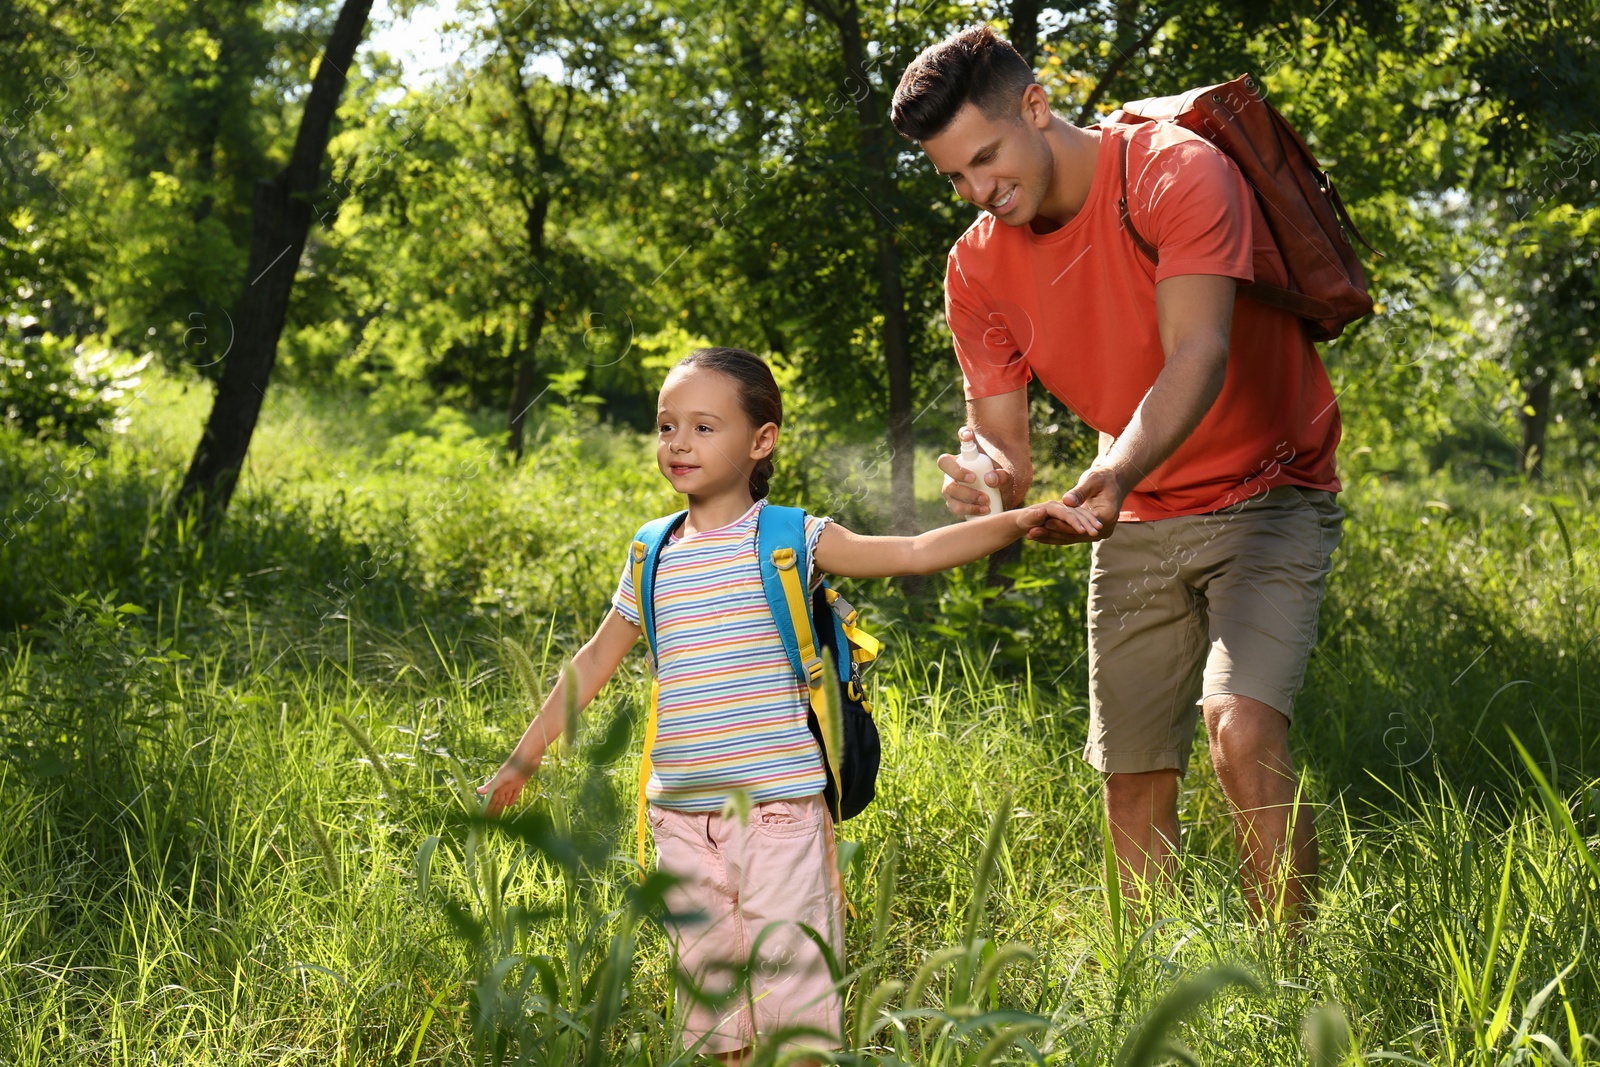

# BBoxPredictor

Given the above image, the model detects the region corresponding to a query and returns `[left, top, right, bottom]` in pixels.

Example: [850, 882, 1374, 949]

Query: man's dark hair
[891, 26, 1038, 142]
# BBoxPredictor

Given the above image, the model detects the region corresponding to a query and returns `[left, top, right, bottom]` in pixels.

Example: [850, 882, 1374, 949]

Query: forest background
[1, 0, 1597, 1063]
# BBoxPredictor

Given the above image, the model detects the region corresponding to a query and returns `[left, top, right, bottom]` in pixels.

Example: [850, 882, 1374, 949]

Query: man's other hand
[937, 452, 1015, 517]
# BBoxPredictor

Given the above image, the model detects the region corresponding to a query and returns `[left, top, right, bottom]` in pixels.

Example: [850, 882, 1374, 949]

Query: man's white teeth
[993, 187, 1015, 210]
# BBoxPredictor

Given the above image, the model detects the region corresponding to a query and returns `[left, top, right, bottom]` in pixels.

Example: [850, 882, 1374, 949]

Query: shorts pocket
[1286, 486, 1344, 524]
[750, 799, 822, 839]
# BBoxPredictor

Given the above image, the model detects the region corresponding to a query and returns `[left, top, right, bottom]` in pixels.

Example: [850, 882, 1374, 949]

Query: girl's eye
[658, 424, 673, 434]
[696, 424, 713, 433]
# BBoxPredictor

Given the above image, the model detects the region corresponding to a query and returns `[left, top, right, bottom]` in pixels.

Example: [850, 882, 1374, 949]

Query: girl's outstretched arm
[813, 501, 1099, 579]
[479, 609, 641, 815]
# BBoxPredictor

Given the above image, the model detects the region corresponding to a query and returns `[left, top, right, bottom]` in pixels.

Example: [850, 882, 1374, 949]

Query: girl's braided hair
[675, 347, 783, 501]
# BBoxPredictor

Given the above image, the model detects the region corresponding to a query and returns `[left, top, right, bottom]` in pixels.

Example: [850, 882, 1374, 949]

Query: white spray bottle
[944, 426, 1006, 520]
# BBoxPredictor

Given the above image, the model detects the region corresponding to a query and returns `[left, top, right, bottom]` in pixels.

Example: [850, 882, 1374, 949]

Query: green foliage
[0, 592, 185, 788]
[4, 380, 1595, 1062]
[3, 0, 1600, 1057]
[0, 333, 149, 442]
[6, 0, 1596, 478]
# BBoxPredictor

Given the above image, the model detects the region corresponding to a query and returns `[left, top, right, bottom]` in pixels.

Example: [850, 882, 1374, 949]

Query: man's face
[920, 88, 1054, 227]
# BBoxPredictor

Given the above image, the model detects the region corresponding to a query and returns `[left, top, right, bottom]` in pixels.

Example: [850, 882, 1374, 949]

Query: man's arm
[936, 387, 1032, 516]
[1053, 274, 1235, 537]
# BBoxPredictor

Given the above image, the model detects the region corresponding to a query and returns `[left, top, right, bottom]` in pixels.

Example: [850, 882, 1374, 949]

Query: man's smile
[988, 186, 1018, 214]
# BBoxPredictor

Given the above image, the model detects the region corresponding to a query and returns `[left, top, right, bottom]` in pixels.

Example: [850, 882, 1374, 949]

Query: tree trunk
[508, 296, 547, 460]
[507, 188, 551, 459]
[1521, 373, 1551, 480]
[176, 0, 374, 526]
[492, 11, 565, 462]
[1009, 0, 1043, 66]
[818, 0, 916, 534]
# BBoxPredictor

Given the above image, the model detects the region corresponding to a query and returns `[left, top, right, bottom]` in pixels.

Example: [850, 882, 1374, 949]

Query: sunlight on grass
[0, 373, 1595, 1063]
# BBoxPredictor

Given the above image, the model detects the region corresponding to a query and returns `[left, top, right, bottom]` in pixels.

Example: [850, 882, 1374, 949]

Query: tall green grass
[0, 374, 1595, 1063]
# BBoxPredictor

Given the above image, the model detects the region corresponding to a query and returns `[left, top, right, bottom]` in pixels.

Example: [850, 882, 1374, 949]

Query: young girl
[480, 347, 1096, 1059]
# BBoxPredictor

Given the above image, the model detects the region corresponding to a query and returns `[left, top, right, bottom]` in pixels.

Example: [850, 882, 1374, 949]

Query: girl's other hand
[478, 759, 536, 816]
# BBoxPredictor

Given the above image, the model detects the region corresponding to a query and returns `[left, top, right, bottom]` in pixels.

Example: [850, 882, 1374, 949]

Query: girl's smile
[655, 364, 778, 529]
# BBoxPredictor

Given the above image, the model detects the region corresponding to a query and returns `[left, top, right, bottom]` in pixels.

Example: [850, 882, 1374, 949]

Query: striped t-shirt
[613, 500, 831, 811]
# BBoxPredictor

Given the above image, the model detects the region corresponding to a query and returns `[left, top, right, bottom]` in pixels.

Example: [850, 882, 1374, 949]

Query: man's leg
[1104, 769, 1181, 899]
[1180, 486, 1342, 926]
[1084, 524, 1208, 908]
[1203, 694, 1318, 923]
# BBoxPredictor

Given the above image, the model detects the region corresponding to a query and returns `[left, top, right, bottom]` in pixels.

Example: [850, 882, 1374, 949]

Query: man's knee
[1104, 769, 1180, 817]
[1203, 695, 1289, 761]
[1204, 695, 1300, 804]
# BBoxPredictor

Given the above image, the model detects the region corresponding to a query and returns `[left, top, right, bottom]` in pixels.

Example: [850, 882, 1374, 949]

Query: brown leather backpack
[1107, 73, 1379, 342]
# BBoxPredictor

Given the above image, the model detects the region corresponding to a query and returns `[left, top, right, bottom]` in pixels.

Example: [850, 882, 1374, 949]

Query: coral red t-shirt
[946, 121, 1341, 521]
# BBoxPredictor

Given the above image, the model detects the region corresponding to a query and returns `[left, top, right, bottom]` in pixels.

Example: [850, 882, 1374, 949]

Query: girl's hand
[478, 759, 537, 817]
[1016, 500, 1102, 540]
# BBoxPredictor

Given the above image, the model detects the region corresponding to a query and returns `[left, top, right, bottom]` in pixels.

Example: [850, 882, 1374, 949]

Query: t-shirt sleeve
[803, 514, 834, 589]
[612, 546, 641, 625]
[946, 250, 1034, 401]
[1130, 131, 1255, 286]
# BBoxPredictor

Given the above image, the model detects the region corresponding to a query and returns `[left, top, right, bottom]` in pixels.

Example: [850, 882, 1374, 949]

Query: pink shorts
[650, 794, 845, 1055]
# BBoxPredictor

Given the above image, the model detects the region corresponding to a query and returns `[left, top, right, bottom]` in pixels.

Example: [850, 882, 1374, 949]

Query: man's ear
[751, 422, 779, 460]
[1020, 83, 1051, 129]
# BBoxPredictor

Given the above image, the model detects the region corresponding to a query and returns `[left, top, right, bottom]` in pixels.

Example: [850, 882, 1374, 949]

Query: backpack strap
[757, 504, 848, 819]
[630, 510, 688, 666]
[826, 588, 881, 672]
[756, 504, 825, 689]
[629, 510, 685, 874]
[1117, 129, 1161, 266]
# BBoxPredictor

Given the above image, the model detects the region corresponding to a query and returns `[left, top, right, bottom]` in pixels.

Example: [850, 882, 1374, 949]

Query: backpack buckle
[772, 547, 798, 570]
[803, 655, 824, 686]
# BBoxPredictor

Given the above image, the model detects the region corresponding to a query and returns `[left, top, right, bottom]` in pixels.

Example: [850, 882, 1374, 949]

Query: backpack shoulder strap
[760, 505, 845, 822]
[756, 504, 823, 690]
[629, 510, 687, 661]
[1117, 127, 1160, 266]
[629, 509, 684, 878]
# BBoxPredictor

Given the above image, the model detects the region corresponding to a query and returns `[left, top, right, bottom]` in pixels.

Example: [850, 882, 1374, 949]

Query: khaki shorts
[651, 794, 844, 1055]
[1084, 485, 1344, 775]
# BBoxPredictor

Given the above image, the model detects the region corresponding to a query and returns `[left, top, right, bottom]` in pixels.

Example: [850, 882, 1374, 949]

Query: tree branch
[1077, 11, 1167, 124]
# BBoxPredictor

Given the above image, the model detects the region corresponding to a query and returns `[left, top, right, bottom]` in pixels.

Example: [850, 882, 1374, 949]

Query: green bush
[0, 332, 149, 442]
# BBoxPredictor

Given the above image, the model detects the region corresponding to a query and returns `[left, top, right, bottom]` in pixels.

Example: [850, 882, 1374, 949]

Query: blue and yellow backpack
[628, 504, 882, 867]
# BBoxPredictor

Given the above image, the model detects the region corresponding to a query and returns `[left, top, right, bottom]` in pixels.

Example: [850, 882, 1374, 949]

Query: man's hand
[938, 452, 1016, 517]
[1018, 500, 1102, 541]
[1056, 465, 1127, 542]
[1020, 465, 1127, 545]
[478, 758, 538, 816]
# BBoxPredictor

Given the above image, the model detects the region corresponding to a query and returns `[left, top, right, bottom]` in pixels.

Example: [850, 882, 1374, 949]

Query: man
[891, 27, 1344, 922]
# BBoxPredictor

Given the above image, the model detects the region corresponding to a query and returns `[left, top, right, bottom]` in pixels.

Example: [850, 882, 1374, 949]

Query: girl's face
[655, 366, 777, 502]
